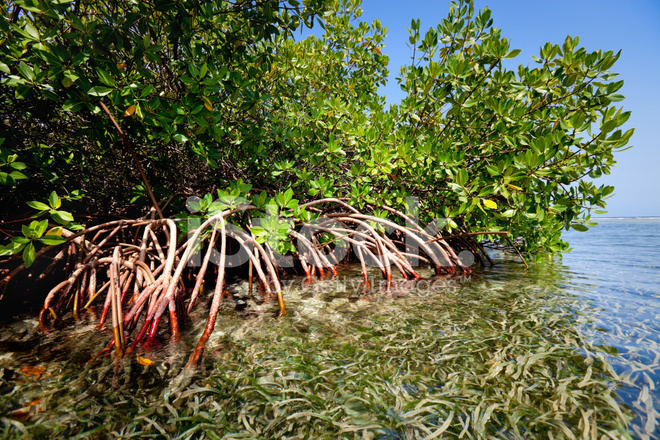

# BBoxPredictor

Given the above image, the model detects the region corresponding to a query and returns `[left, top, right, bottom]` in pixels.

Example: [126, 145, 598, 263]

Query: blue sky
[336, 0, 660, 217]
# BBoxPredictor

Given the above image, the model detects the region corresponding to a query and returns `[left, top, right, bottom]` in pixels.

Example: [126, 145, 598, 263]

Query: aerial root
[17, 200, 482, 367]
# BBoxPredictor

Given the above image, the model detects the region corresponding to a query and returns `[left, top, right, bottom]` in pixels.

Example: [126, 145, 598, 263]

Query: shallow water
[0, 219, 658, 438]
[560, 218, 660, 439]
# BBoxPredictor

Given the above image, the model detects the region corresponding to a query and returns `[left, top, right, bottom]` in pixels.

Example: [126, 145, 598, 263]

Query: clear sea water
[559, 218, 660, 438]
[471, 217, 660, 438]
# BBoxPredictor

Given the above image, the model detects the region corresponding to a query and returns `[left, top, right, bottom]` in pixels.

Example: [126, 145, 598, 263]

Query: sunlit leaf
[27, 201, 50, 212]
[48, 191, 60, 209]
[483, 199, 497, 209]
[51, 210, 74, 225]
[35, 219, 49, 237]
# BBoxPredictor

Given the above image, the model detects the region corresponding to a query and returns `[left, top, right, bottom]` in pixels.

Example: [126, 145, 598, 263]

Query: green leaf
[48, 191, 61, 209]
[35, 219, 49, 238]
[88, 86, 113, 97]
[249, 226, 267, 237]
[208, 200, 225, 215]
[456, 169, 468, 186]
[607, 94, 625, 102]
[485, 165, 500, 176]
[51, 210, 74, 225]
[27, 200, 50, 212]
[0, 172, 11, 185]
[63, 70, 80, 82]
[571, 224, 589, 232]
[38, 235, 67, 245]
[0, 244, 13, 257]
[24, 23, 40, 40]
[187, 198, 201, 213]
[96, 68, 116, 87]
[172, 133, 189, 142]
[0, 240, 26, 256]
[9, 170, 27, 181]
[140, 85, 155, 98]
[18, 61, 35, 81]
[62, 100, 85, 112]
[69, 190, 84, 201]
[284, 188, 293, 205]
[286, 199, 298, 210]
[23, 242, 36, 268]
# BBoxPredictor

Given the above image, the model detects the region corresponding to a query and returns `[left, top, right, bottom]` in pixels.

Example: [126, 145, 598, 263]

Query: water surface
[0, 218, 658, 438]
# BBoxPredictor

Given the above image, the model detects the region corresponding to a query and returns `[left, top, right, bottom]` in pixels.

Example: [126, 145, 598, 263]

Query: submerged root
[2, 199, 493, 367]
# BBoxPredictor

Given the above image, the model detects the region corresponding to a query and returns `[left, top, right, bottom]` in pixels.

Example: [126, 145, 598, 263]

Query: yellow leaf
[124, 105, 136, 117]
[45, 227, 63, 236]
[506, 183, 523, 191]
[62, 77, 74, 88]
[117, 62, 127, 70]
[136, 355, 154, 366]
[483, 199, 497, 209]
[202, 96, 212, 111]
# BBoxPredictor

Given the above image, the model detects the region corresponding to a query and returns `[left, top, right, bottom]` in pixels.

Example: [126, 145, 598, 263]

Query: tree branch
[98, 101, 164, 219]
